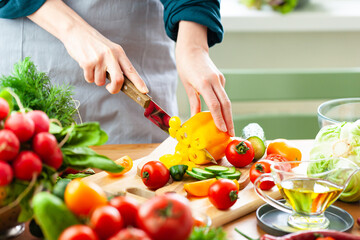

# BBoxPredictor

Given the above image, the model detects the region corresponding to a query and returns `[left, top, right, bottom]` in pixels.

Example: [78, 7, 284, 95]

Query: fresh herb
[50, 122, 123, 173]
[0, 57, 77, 126]
[189, 226, 227, 240]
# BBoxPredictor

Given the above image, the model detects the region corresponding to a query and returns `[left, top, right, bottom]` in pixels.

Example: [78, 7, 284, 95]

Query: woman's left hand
[176, 21, 234, 137]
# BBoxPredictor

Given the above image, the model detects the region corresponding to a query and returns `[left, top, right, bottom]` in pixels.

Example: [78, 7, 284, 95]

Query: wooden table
[13, 142, 360, 240]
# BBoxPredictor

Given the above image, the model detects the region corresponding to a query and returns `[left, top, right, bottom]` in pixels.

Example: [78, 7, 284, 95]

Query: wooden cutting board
[85, 137, 289, 227]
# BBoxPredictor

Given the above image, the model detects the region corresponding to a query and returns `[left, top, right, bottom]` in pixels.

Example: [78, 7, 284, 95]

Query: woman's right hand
[28, 0, 148, 94]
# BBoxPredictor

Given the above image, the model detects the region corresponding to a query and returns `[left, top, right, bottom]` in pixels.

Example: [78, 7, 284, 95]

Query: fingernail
[220, 124, 227, 133]
[143, 86, 149, 93]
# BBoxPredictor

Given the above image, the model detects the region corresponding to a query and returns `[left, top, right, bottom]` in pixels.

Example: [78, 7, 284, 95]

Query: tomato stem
[255, 163, 265, 173]
[229, 190, 238, 202]
[235, 141, 249, 155]
[142, 171, 150, 182]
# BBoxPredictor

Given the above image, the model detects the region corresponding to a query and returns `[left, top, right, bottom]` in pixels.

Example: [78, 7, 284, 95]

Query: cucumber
[204, 165, 229, 173]
[33, 192, 80, 240]
[192, 168, 215, 178]
[220, 166, 236, 175]
[241, 123, 267, 160]
[218, 170, 242, 180]
[186, 170, 209, 180]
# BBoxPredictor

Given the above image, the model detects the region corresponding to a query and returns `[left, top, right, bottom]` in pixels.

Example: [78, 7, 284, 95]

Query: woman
[0, 0, 234, 144]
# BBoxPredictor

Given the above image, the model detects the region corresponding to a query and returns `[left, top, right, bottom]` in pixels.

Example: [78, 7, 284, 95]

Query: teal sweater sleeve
[0, 0, 45, 18]
[161, 0, 223, 47]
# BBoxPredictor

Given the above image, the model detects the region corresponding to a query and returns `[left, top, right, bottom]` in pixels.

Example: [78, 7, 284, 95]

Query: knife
[108, 74, 216, 163]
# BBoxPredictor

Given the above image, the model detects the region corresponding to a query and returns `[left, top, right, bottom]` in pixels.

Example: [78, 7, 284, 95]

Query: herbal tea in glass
[254, 158, 359, 230]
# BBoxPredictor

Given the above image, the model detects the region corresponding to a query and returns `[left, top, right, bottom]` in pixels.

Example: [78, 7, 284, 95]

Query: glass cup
[254, 158, 360, 230]
[317, 98, 360, 129]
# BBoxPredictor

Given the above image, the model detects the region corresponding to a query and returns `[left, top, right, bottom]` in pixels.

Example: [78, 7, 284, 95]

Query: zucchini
[218, 170, 242, 180]
[33, 192, 80, 240]
[192, 168, 216, 178]
[241, 123, 266, 160]
[204, 165, 229, 173]
[186, 170, 208, 180]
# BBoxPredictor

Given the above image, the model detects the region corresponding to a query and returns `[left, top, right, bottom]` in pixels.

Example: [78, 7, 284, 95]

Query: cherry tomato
[225, 139, 254, 167]
[59, 225, 99, 240]
[109, 228, 151, 240]
[141, 161, 170, 190]
[90, 205, 123, 240]
[137, 193, 193, 240]
[208, 179, 238, 210]
[249, 160, 275, 190]
[64, 179, 107, 216]
[109, 196, 139, 227]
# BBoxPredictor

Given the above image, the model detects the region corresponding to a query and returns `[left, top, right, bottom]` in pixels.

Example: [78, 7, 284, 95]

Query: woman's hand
[28, 0, 148, 94]
[176, 21, 234, 137]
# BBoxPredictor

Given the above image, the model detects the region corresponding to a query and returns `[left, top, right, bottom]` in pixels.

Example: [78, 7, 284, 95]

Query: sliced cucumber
[192, 168, 215, 178]
[247, 136, 266, 160]
[220, 166, 236, 175]
[204, 165, 229, 173]
[241, 123, 267, 160]
[218, 170, 241, 180]
[186, 170, 208, 180]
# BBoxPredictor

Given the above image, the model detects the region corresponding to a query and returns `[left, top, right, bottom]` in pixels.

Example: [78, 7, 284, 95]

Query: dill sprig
[0, 57, 77, 126]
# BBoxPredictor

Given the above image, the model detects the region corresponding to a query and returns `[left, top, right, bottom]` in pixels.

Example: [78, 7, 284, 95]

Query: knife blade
[109, 74, 216, 163]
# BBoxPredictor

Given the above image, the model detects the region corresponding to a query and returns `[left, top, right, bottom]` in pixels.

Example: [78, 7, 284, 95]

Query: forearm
[176, 21, 209, 55]
[27, 0, 94, 43]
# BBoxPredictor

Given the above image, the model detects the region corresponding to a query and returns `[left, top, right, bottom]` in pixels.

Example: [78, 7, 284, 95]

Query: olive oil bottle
[278, 178, 343, 215]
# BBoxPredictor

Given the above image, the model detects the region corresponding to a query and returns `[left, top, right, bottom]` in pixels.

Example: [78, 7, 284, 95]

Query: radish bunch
[0, 97, 63, 187]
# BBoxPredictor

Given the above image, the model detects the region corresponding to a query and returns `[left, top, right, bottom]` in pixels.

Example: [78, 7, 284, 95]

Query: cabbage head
[309, 120, 360, 202]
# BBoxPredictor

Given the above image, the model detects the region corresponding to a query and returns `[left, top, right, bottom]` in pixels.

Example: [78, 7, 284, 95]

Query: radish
[5, 112, 35, 142]
[26, 110, 50, 134]
[0, 98, 9, 120]
[0, 161, 13, 186]
[44, 147, 63, 170]
[32, 132, 58, 160]
[0, 129, 20, 162]
[13, 151, 42, 181]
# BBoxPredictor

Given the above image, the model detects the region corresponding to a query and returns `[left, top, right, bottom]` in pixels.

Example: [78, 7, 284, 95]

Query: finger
[83, 66, 95, 84]
[118, 52, 148, 94]
[213, 83, 235, 137]
[183, 83, 201, 117]
[105, 63, 124, 94]
[94, 65, 106, 86]
[200, 81, 227, 133]
[219, 72, 226, 87]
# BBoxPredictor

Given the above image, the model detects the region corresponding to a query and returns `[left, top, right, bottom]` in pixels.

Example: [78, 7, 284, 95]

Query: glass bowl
[317, 98, 360, 129]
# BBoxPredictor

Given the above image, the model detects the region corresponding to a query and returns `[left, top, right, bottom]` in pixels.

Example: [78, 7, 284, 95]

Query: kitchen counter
[13, 140, 360, 240]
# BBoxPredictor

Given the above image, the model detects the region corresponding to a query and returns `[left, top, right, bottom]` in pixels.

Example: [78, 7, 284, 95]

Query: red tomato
[109, 196, 139, 227]
[141, 161, 169, 190]
[137, 193, 193, 240]
[59, 225, 99, 240]
[225, 139, 254, 167]
[249, 160, 275, 190]
[265, 153, 288, 162]
[90, 205, 124, 240]
[208, 179, 238, 210]
[109, 228, 151, 240]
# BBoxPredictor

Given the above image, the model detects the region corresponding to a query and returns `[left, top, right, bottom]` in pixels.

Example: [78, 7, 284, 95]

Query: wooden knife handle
[106, 72, 151, 108]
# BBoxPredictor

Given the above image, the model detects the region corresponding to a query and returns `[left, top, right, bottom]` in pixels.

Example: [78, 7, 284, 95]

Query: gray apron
[0, 0, 178, 144]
